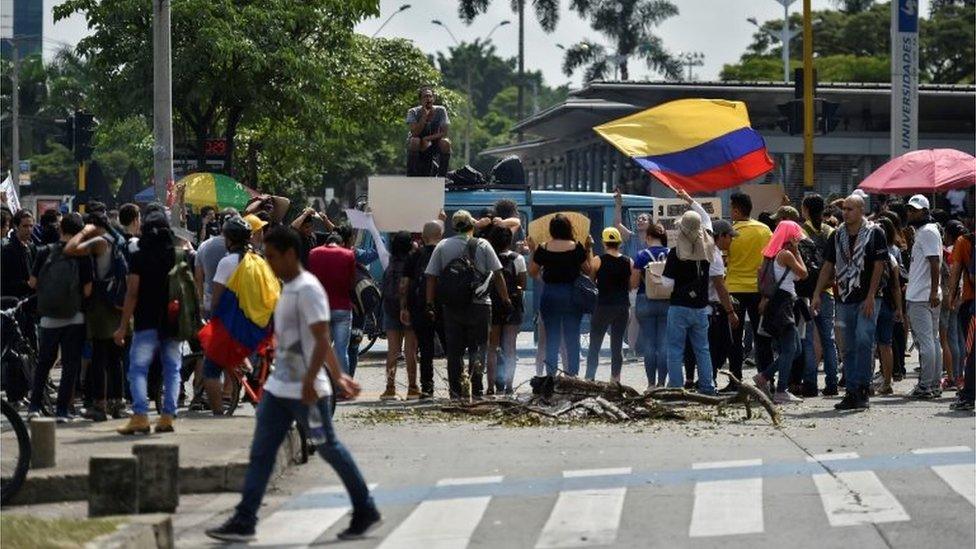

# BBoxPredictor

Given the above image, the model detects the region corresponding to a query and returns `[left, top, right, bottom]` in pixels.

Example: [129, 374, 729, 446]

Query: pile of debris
[438, 373, 781, 426]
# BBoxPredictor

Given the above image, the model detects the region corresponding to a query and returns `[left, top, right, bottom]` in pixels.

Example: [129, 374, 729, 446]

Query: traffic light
[74, 110, 95, 162]
[818, 100, 841, 134]
[55, 114, 75, 150]
[777, 100, 803, 135]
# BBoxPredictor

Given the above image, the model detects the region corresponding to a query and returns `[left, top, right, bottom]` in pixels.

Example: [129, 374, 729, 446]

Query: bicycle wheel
[1, 399, 31, 505]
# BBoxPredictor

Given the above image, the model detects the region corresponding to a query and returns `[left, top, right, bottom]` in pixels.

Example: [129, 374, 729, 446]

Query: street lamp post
[432, 19, 510, 165]
[371, 4, 411, 38]
[748, 0, 800, 82]
[677, 51, 704, 82]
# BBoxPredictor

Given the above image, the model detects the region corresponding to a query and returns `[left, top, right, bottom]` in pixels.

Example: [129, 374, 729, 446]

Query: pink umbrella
[858, 148, 976, 195]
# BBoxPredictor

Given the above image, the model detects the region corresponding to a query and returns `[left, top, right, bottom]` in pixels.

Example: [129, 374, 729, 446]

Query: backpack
[167, 248, 202, 342]
[36, 244, 82, 319]
[381, 257, 407, 318]
[492, 251, 523, 313]
[352, 264, 382, 332]
[436, 238, 492, 307]
[643, 252, 671, 300]
[758, 257, 790, 299]
[408, 246, 435, 310]
[93, 235, 129, 310]
[794, 238, 823, 299]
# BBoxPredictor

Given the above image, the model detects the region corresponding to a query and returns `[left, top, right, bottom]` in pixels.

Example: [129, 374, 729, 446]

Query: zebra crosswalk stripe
[251, 483, 377, 547]
[689, 459, 764, 537]
[810, 453, 909, 527]
[535, 468, 631, 548]
[912, 447, 975, 505]
[378, 476, 503, 549]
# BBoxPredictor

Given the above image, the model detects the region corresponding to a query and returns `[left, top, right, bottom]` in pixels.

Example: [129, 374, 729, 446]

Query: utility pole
[802, 0, 814, 188]
[776, 0, 798, 82]
[152, 0, 174, 205]
[10, 40, 19, 189]
[516, 0, 524, 141]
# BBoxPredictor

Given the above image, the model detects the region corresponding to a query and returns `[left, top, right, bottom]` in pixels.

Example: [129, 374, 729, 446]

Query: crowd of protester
[1, 185, 974, 437]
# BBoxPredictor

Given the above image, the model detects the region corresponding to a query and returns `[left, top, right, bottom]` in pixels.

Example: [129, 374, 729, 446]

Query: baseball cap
[452, 210, 475, 232]
[601, 227, 622, 243]
[711, 219, 738, 237]
[770, 205, 801, 222]
[243, 214, 268, 233]
[907, 194, 930, 210]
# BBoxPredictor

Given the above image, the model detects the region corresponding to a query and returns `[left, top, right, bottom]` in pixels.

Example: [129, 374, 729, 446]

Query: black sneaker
[800, 383, 819, 398]
[949, 398, 975, 411]
[907, 385, 935, 400]
[337, 509, 382, 540]
[834, 392, 863, 411]
[822, 385, 839, 397]
[205, 515, 256, 542]
[857, 387, 871, 409]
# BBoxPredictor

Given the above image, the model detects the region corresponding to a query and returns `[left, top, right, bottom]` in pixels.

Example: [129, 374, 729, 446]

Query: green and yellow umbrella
[177, 173, 257, 210]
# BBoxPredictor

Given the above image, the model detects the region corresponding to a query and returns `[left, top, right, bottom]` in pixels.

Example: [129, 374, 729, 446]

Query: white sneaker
[773, 391, 804, 404]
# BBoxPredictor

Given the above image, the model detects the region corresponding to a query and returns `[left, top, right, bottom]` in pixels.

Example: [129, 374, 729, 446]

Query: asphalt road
[168, 346, 975, 549]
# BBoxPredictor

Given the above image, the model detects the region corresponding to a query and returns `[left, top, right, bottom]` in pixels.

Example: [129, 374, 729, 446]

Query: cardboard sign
[528, 211, 591, 244]
[741, 183, 786, 215]
[368, 176, 445, 232]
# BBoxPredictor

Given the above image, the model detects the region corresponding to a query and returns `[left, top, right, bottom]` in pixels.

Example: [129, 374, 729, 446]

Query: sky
[39, 0, 932, 89]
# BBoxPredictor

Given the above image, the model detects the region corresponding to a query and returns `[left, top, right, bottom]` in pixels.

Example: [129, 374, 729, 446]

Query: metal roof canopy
[509, 80, 975, 140]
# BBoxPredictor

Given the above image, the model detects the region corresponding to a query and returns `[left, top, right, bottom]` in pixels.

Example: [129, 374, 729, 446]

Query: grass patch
[0, 515, 123, 549]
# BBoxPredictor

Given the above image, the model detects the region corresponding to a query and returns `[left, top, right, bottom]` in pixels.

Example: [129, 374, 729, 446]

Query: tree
[564, 0, 681, 81]
[436, 40, 516, 117]
[458, 0, 561, 127]
[54, 0, 380, 172]
[920, 1, 975, 83]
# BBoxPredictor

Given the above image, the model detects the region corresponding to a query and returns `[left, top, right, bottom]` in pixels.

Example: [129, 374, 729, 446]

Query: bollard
[89, 455, 139, 517]
[29, 417, 56, 468]
[132, 443, 180, 513]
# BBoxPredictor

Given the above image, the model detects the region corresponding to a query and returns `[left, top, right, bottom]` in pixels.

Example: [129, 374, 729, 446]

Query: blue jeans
[836, 300, 879, 392]
[235, 392, 375, 526]
[666, 306, 715, 393]
[764, 323, 799, 392]
[540, 283, 583, 376]
[636, 297, 669, 385]
[802, 292, 839, 389]
[128, 329, 181, 416]
[330, 309, 353, 375]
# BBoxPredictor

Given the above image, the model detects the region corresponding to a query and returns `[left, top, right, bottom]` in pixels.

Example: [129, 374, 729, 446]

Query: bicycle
[1, 397, 31, 505]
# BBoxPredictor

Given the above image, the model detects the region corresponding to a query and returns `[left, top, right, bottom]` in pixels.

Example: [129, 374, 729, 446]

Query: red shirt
[307, 245, 356, 311]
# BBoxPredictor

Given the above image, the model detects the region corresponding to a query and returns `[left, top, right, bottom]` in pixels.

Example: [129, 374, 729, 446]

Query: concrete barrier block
[132, 443, 179, 513]
[89, 455, 139, 518]
[29, 418, 56, 469]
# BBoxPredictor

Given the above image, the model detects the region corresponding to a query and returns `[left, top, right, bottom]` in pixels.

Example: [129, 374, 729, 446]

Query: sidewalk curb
[9, 426, 304, 506]
[84, 514, 173, 549]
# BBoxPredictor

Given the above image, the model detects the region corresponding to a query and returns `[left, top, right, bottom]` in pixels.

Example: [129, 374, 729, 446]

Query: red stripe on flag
[647, 148, 774, 194]
[198, 318, 268, 369]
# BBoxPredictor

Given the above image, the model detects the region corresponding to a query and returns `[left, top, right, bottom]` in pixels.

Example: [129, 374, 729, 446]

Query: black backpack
[36, 244, 82, 319]
[795, 237, 824, 298]
[408, 246, 435, 310]
[436, 238, 491, 307]
[93, 235, 129, 310]
[381, 257, 407, 318]
[492, 251, 523, 312]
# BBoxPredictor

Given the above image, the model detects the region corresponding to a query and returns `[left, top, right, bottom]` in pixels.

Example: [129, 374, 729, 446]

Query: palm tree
[564, 0, 681, 82]
[458, 0, 560, 129]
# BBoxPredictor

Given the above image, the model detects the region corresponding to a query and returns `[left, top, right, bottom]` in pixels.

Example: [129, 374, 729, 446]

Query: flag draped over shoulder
[198, 251, 281, 369]
[594, 98, 774, 193]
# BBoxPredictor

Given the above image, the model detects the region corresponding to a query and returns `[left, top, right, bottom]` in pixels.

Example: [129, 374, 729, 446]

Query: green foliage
[29, 145, 77, 195]
[437, 40, 516, 117]
[724, 1, 974, 84]
[565, 0, 681, 81]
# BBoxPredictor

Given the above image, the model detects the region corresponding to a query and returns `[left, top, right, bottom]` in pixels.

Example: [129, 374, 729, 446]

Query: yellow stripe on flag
[226, 252, 280, 328]
[593, 99, 752, 157]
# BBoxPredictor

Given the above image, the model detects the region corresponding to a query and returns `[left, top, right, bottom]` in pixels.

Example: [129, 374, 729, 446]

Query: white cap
[852, 189, 869, 199]
[907, 194, 930, 210]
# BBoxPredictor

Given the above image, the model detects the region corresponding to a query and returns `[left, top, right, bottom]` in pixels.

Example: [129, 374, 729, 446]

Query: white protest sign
[367, 176, 444, 233]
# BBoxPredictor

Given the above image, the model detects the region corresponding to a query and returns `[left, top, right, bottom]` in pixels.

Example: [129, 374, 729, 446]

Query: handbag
[571, 275, 598, 314]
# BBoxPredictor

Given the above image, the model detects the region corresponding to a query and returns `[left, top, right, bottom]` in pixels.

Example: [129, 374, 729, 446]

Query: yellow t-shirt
[727, 218, 773, 293]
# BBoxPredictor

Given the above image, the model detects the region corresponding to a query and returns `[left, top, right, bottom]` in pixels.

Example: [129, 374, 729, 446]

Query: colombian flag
[594, 99, 774, 193]
[198, 252, 281, 369]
